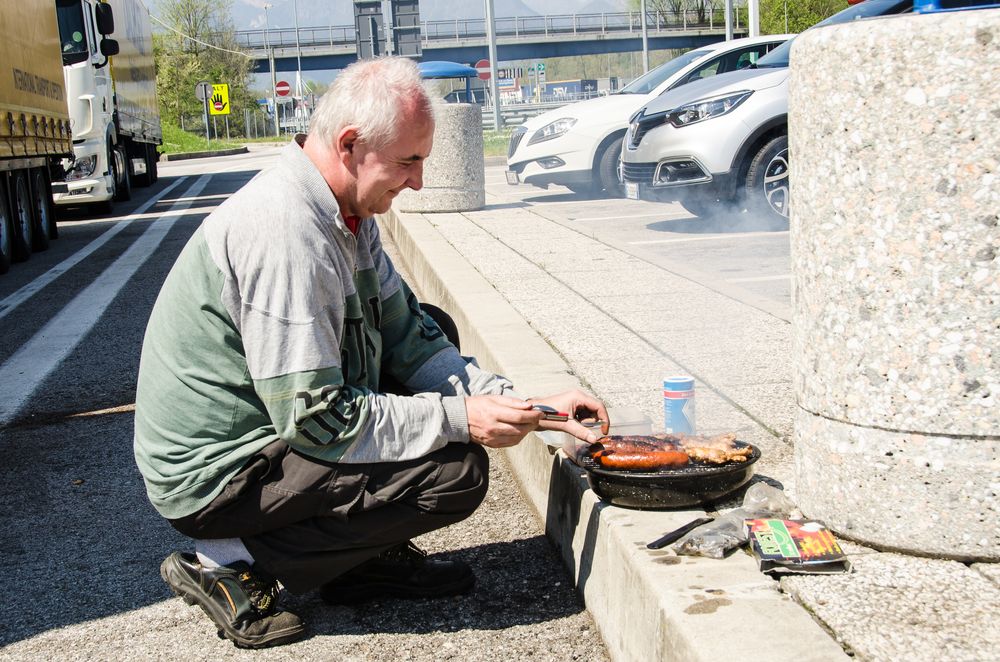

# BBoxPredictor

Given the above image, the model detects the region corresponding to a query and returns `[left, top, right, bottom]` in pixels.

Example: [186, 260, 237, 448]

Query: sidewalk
[380, 173, 1000, 661]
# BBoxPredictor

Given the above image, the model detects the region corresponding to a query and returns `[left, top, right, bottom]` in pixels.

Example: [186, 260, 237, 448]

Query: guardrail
[235, 9, 741, 51]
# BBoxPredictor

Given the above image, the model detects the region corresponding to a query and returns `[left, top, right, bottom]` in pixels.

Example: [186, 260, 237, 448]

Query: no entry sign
[275, 80, 291, 97]
[475, 59, 491, 81]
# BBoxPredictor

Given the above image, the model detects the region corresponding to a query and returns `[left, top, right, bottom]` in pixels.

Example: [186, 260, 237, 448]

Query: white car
[621, 0, 915, 221]
[505, 34, 791, 197]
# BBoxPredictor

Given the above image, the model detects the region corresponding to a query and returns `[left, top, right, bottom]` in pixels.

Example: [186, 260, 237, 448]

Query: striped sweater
[134, 138, 513, 519]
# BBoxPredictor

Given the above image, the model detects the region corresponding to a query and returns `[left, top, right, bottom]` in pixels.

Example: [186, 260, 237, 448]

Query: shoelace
[380, 540, 427, 566]
[237, 569, 279, 615]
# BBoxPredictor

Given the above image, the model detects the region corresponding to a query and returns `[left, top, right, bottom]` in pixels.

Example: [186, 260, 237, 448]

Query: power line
[148, 13, 252, 58]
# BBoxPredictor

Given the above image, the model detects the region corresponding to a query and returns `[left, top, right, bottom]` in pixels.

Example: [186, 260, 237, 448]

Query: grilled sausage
[593, 435, 681, 454]
[592, 449, 690, 470]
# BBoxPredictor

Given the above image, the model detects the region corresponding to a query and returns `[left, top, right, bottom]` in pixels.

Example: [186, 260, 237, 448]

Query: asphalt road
[0, 147, 607, 661]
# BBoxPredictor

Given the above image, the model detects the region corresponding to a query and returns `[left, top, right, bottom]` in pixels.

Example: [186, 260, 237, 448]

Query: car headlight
[527, 118, 577, 145]
[666, 91, 753, 128]
[65, 154, 98, 181]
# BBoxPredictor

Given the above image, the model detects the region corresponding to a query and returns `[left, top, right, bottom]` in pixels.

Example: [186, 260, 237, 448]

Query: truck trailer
[52, 0, 162, 212]
[0, 0, 71, 274]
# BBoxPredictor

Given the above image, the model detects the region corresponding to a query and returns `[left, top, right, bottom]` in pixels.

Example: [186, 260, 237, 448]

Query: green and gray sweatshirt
[134, 137, 514, 520]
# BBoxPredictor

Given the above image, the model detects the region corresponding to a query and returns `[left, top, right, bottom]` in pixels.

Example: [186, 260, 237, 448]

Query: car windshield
[756, 0, 909, 68]
[56, 0, 89, 65]
[617, 49, 711, 94]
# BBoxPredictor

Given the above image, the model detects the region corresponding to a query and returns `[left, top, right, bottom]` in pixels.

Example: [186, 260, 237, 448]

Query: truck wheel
[0, 181, 12, 274]
[150, 147, 158, 183]
[132, 143, 153, 187]
[30, 168, 52, 251]
[11, 171, 34, 262]
[744, 135, 789, 222]
[596, 135, 625, 198]
[113, 145, 132, 202]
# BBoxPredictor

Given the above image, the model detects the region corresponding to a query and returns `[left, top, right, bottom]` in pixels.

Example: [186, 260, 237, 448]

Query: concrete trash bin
[789, 10, 999, 561]
[395, 102, 485, 213]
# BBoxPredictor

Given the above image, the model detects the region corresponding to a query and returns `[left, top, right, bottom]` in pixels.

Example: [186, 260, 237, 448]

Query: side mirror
[100, 38, 119, 57]
[96, 3, 115, 35]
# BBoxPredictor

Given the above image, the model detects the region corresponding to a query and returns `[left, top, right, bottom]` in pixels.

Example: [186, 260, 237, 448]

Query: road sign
[475, 59, 491, 80]
[536, 62, 546, 83]
[275, 80, 291, 97]
[195, 81, 211, 102]
[209, 83, 230, 116]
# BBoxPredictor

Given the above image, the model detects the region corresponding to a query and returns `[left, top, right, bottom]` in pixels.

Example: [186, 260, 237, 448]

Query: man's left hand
[530, 390, 610, 443]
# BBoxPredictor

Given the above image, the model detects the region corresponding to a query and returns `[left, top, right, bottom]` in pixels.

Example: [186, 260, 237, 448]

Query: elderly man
[134, 56, 608, 649]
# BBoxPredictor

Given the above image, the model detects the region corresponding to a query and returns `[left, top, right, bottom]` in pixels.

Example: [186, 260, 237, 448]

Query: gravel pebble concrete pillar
[789, 10, 1000, 561]
[395, 102, 485, 212]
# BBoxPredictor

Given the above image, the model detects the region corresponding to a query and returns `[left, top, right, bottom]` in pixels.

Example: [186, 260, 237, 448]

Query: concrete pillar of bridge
[790, 10, 1000, 561]
[395, 102, 485, 213]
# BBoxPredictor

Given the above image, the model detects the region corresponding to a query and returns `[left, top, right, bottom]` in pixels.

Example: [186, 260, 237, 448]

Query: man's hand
[529, 390, 610, 443]
[466, 395, 543, 448]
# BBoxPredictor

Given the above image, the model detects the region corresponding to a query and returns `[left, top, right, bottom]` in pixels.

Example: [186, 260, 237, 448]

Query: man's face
[350, 111, 434, 218]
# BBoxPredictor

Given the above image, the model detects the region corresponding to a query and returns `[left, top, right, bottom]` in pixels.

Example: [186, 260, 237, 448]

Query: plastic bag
[671, 483, 801, 559]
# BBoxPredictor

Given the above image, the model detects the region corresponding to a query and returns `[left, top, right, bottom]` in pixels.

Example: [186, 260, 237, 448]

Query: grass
[159, 121, 246, 154]
[160, 121, 514, 159]
[483, 128, 514, 158]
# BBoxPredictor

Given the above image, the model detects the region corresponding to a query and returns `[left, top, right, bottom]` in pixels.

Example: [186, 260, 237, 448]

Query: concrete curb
[161, 146, 249, 162]
[380, 208, 849, 662]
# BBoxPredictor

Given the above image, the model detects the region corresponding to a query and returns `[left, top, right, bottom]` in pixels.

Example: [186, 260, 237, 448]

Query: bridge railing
[235, 10, 741, 51]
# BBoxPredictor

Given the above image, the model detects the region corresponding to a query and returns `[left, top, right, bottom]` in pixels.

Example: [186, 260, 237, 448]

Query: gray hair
[309, 57, 434, 150]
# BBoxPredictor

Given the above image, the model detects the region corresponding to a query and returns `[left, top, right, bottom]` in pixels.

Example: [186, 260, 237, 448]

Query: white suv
[622, 0, 914, 220]
[505, 35, 790, 197]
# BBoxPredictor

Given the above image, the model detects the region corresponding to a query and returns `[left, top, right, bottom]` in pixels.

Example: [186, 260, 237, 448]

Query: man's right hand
[465, 395, 543, 448]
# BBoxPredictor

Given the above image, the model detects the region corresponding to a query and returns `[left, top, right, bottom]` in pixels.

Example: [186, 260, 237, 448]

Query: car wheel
[11, 171, 34, 262]
[0, 181, 13, 274]
[744, 135, 789, 221]
[596, 135, 625, 198]
[113, 144, 132, 202]
[30, 168, 52, 250]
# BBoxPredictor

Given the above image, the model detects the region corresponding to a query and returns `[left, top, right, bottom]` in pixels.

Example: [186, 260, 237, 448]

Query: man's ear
[336, 126, 359, 163]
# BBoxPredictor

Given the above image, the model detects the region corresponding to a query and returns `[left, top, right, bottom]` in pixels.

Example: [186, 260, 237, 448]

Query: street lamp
[264, 3, 279, 137]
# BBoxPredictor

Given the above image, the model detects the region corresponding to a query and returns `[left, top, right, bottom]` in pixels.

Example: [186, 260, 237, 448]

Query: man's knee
[421, 443, 489, 517]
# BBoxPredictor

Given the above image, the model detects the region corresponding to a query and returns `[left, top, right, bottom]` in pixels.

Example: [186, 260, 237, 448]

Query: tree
[759, 0, 847, 34]
[154, 0, 258, 136]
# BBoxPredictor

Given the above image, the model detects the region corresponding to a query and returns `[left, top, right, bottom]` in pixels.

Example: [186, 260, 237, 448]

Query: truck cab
[51, 0, 160, 212]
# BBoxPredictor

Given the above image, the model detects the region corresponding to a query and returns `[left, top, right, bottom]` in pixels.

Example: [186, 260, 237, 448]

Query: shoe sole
[323, 573, 475, 605]
[160, 554, 305, 649]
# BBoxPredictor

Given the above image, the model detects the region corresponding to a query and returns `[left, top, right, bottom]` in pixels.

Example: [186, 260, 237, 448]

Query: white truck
[52, 0, 162, 212]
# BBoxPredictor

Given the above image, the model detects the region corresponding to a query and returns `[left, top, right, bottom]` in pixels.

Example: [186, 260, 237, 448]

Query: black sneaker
[320, 541, 475, 605]
[160, 552, 305, 648]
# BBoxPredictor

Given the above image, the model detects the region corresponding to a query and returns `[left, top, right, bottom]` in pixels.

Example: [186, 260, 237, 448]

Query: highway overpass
[238, 10, 750, 73]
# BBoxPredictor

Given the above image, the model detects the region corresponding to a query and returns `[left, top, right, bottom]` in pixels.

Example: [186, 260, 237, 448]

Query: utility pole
[484, 0, 501, 132]
[294, 0, 305, 133]
[264, 4, 279, 137]
[748, 0, 759, 37]
[640, 0, 649, 73]
[725, 0, 734, 40]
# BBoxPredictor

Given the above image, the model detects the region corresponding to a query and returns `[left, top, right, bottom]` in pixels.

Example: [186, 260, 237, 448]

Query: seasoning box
[744, 519, 852, 575]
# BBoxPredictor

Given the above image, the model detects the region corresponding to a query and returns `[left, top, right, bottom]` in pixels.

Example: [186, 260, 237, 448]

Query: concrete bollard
[395, 102, 485, 213]
[789, 10, 999, 561]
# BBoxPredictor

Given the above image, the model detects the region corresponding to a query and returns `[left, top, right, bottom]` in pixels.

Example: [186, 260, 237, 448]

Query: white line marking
[570, 212, 686, 222]
[0, 175, 211, 426]
[726, 274, 791, 283]
[629, 230, 789, 245]
[0, 177, 188, 321]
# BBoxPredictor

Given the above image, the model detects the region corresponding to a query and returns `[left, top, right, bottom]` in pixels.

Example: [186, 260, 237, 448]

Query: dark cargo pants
[168, 440, 488, 594]
[167, 305, 487, 594]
